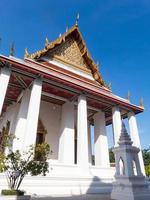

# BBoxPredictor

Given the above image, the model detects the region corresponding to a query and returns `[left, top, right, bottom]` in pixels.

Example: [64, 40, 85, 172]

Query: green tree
[0, 140, 50, 191]
[142, 148, 150, 177]
[109, 148, 115, 163]
[142, 148, 150, 166]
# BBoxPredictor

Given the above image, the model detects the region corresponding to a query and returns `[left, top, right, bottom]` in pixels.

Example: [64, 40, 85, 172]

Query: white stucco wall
[0, 103, 20, 134]
[39, 101, 61, 162]
[0, 100, 62, 162]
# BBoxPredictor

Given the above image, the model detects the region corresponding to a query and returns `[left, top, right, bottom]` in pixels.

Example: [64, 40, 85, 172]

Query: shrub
[1, 189, 24, 196]
[0, 143, 50, 191]
[145, 165, 150, 177]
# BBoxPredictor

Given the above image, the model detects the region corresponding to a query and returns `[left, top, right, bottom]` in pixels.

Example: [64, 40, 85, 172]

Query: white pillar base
[13, 90, 31, 152]
[58, 102, 75, 165]
[77, 95, 89, 172]
[94, 110, 110, 167]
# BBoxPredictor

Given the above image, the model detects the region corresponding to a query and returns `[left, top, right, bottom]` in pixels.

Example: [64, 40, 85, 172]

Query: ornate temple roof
[24, 25, 106, 87]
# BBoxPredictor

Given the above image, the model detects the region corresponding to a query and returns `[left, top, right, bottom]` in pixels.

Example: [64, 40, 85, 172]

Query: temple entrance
[36, 119, 47, 145]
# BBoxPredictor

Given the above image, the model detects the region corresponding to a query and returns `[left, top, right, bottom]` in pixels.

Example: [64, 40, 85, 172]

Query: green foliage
[142, 148, 150, 166]
[0, 152, 6, 172]
[1, 189, 24, 196]
[109, 148, 115, 163]
[145, 165, 150, 177]
[0, 142, 50, 191]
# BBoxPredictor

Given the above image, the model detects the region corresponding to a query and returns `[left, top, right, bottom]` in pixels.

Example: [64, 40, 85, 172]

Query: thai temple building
[0, 24, 146, 195]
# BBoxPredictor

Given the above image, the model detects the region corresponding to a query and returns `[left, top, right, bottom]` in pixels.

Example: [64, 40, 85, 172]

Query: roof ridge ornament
[66, 26, 68, 32]
[24, 48, 29, 59]
[75, 13, 80, 26]
[10, 42, 15, 56]
[126, 90, 131, 102]
[140, 97, 144, 108]
[45, 37, 49, 49]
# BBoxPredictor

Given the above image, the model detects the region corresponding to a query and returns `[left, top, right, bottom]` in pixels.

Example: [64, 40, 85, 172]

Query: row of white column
[0, 66, 42, 153]
[58, 95, 110, 171]
[0, 66, 145, 175]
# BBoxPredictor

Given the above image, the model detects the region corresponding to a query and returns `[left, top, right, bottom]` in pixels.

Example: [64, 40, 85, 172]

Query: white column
[88, 121, 92, 164]
[23, 78, 42, 150]
[94, 110, 110, 167]
[13, 90, 31, 152]
[128, 111, 145, 175]
[112, 106, 122, 146]
[58, 101, 75, 164]
[77, 95, 89, 171]
[0, 67, 11, 115]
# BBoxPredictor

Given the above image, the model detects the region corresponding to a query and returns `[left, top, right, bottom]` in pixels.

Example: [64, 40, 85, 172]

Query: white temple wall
[0, 103, 20, 134]
[39, 101, 61, 161]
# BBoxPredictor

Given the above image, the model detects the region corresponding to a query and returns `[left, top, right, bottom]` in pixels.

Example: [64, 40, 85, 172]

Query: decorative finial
[24, 48, 29, 58]
[118, 120, 132, 145]
[0, 37, 2, 51]
[59, 33, 62, 38]
[140, 97, 144, 108]
[126, 90, 131, 102]
[108, 82, 112, 90]
[66, 26, 68, 32]
[45, 37, 49, 48]
[76, 13, 80, 26]
[10, 42, 14, 56]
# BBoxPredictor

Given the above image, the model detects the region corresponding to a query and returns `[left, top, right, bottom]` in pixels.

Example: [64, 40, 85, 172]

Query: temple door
[36, 119, 47, 145]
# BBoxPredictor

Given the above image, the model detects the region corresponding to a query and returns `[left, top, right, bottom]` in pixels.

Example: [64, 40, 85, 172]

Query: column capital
[128, 111, 135, 117]
[94, 109, 110, 167]
[0, 65, 11, 74]
[112, 105, 120, 112]
[34, 76, 43, 84]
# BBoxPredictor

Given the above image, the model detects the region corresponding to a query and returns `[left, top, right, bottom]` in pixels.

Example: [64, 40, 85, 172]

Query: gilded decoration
[46, 36, 90, 71]
[36, 119, 47, 145]
[25, 25, 107, 87]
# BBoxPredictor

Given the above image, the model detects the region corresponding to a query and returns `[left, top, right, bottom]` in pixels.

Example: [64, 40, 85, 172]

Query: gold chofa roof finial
[108, 82, 112, 90]
[66, 26, 68, 32]
[140, 97, 144, 108]
[76, 13, 80, 26]
[24, 48, 29, 59]
[10, 42, 14, 56]
[126, 90, 131, 102]
[45, 37, 49, 49]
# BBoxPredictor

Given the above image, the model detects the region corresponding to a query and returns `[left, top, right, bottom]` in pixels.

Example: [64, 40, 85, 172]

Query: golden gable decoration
[25, 25, 106, 87]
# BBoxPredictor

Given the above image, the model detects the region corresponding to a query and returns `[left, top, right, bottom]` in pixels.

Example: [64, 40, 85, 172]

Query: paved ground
[31, 194, 110, 200]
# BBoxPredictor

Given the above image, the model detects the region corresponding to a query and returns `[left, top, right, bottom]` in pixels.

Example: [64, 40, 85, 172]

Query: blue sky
[0, 0, 150, 148]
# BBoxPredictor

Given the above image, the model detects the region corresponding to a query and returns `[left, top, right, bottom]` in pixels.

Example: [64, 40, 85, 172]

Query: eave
[0, 55, 144, 116]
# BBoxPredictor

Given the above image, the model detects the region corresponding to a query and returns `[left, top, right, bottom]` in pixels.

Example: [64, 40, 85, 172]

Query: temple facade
[0, 25, 145, 195]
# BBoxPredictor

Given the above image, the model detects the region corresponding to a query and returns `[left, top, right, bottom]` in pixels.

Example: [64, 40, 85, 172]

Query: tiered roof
[25, 25, 106, 87]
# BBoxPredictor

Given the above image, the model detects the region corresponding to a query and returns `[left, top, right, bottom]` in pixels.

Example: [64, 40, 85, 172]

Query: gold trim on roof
[25, 25, 107, 87]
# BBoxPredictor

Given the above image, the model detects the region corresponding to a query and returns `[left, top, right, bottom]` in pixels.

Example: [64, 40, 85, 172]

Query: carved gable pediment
[45, 35, 91, 72]
[25, 25, 107, 87]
